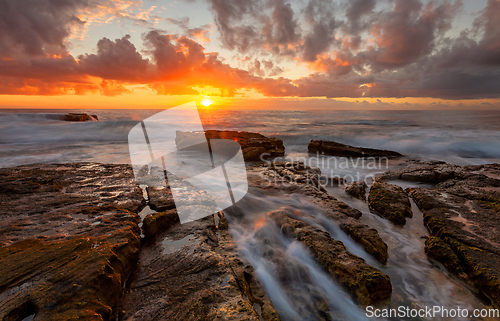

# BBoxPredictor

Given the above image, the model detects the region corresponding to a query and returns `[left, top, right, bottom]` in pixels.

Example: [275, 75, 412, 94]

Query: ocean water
[1, 108, 500, 168]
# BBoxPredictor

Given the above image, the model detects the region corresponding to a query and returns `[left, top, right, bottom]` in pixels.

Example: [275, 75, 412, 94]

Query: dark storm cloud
[344, 0, 376, 33]
[367, 0, 460, 70]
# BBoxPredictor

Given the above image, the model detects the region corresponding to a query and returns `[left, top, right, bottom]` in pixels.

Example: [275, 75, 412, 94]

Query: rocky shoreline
[1, 134, 500, 319]
[379, 161, 500, 306]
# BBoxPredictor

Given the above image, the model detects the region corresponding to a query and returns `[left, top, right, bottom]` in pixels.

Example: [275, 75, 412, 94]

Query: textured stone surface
[391, 161, 500, 306]
[368, 181, 413, 225]
[121, 211, 279, 321]
[269, 210, 392, 306]
[248, 162, 389, 265]
[0, 163, 144, 320]
[0, 163, 279, 320]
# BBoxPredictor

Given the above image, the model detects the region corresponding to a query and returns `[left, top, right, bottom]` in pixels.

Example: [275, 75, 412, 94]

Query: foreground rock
[308, 140, 402, 158]
[123, 180, 279, 320]
[389, 161, 500, 306]
[122, 212, 279, 320]
[368, 182, 413, 225]
[253, 162, 389, 264]
[0, 163, 144, 320]
[248, 162, 389, 266]
[270, 209, 392, 306]
[0, 163, 278, 320]
[176, 130, 285, 161]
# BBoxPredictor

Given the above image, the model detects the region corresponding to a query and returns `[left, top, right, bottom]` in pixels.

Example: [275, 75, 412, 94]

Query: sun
[200, 97, 213, 107]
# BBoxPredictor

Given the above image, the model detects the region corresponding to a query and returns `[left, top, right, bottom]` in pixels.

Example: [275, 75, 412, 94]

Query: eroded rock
[0, 163, 143, 320]
[269, 210, 392, 306]
[402, 162, 500, 306]
[248, 162, 389, 265]
[368, 182, 413, 225]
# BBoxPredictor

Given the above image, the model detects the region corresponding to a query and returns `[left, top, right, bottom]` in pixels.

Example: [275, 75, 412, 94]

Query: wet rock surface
[269, 209, 392, 306]
[121, 212, 279, 321]
[390, 161, 500, 306]
[0, 163, 144, 320]
[176, 130, 285, 161]
[368, 181, 413, 225]
[345, 181, 367, 201]
[0, 163, 278, 320]
[308, 140, 402, 158]
[146, 186, 176, 212]
[253, 162, 389, 264]
[248, 162, 389, 265]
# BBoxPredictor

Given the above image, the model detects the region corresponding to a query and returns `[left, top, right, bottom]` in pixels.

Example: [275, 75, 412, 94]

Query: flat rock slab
[0, 162, 145, 247]
[0, 163, 144, 320]
[308, 140, 402, 158]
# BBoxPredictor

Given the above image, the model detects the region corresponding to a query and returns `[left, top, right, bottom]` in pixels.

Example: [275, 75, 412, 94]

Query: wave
[0, 119, 137, 144]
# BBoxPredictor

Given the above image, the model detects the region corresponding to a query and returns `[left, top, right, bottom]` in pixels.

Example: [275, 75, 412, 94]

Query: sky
[0, 0, 499, 109]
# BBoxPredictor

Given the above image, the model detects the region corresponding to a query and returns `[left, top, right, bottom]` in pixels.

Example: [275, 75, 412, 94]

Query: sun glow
[201, 97, 213, 107]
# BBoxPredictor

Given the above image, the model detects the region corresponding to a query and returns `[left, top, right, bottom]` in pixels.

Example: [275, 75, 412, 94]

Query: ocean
[1, 108, 500, 168]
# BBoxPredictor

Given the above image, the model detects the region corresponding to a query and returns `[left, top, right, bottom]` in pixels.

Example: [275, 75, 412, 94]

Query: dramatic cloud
[0, 0, 89, 59]
[0, 0, 499, 99]
[79, 35, 150, 81]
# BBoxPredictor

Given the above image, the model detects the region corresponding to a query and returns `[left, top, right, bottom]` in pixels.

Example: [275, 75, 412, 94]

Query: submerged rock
[368, 181, 413, 225]
[308, 140, 402, 158]
[176, 130, 285, 161]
